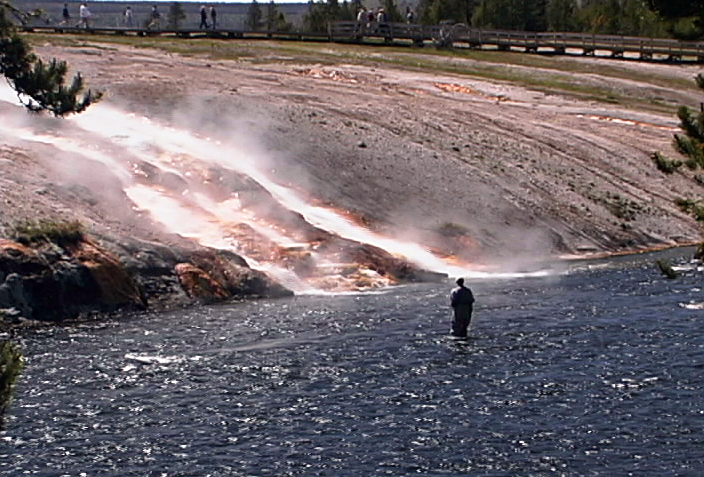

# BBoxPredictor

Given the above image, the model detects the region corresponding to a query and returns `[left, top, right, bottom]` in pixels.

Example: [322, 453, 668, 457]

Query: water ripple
[3, 251, 703, 476]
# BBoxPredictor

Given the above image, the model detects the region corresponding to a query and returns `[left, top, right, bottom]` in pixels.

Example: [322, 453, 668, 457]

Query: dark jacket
[450, 285, 475, 307]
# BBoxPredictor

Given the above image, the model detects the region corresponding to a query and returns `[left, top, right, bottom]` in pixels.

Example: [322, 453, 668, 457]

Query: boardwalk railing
[330, 21, 704, 62]
[20, 24, 332, 42]
[20, 21, 704, 63]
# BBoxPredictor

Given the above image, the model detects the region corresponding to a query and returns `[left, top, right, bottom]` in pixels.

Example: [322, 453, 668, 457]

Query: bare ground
[1, 38, 702, 271]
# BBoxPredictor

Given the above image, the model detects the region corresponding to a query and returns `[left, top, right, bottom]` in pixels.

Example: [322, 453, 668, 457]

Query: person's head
[455, 277, 464, 286]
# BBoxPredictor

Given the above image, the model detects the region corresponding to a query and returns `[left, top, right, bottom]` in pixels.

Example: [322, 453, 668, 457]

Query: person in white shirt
[77, 3, 91, 28]
[124, 6, 133, 27]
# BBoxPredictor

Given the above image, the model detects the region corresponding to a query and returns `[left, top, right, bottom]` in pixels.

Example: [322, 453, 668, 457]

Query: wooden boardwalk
[20, 22, 704, 63]
[20, 24, 332, 42]
[330, 22, 704, 63]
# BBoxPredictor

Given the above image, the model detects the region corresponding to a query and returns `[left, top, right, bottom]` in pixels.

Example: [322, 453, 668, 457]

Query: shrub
[12, 219, 85, 247]
[695, 243, 704, 260]
[437, 222, 469, 237]
[675, 198, 704, 222]
[651, 152, 682, 174]
[655, 259, 678, 279]
[0, 340, 23, 427]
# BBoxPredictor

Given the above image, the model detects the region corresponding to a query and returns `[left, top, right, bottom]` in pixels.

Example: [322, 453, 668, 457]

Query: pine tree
[303, 0, 343, 33]
[167, 2, 186, 29]
[527, 0, 547, 31]
[421, 0, 471, 25]
[383, 0, 403, 23]
[0, 1, 101, 116]
[265, 1, 292, 31]
[265, 1, 277, 30]
[651, 73, 704, 258]
[546, 0, 575, 31]
[246, 0, 263, 31]
[672, 74, 704, 171]
[339, 0, 354, 21]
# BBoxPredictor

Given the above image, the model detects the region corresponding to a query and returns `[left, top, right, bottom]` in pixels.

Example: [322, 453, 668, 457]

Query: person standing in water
[450, 277, 475, 338]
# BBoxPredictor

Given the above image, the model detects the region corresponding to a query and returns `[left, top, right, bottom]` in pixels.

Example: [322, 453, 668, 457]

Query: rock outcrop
[0, 235, 293, 325]
[0, 238, 145, 322]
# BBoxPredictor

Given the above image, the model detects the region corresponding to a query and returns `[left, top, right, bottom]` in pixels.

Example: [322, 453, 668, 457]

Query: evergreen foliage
[0, 1, 101, 116]
[302, 0, 358, 32]
[246, 0, 263, 31]
[265, 1, 293, 31]
[416, 0, 700, 38]
[673, 102, 704, 170]
[648, 0, 701, 20]
[650, 151, 682, 174]
[303, 0, 337, 33]
[652, 72, 704, 259]
[167, 2, 186, 29]
[383, 0, 403, 23]
[0, 340, 23, 428]
[545, 0, 574, 31]
[671, 73, 704, 169]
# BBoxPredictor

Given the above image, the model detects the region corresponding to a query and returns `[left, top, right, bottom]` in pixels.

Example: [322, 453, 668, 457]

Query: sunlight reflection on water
[5, 250, 703, 476]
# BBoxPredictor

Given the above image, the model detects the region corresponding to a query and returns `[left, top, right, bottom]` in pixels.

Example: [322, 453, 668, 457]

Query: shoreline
[1, 39, 702, 325]
[558, 242, 701, 262]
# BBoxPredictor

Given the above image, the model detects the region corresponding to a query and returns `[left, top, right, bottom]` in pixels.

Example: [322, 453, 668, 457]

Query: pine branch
[1, 1, 102, 116]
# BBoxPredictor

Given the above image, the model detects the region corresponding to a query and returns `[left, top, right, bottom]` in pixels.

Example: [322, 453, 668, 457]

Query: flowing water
[2, 248, 702, 476]
[1, 87, 493, 293]
[1, 84, 703, 476]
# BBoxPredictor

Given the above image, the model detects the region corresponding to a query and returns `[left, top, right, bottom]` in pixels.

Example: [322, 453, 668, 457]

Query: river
[1, 248, 702, 476]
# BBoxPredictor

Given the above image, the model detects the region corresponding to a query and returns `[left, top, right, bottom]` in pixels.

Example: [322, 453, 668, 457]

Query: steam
[1, 85, 555, 294]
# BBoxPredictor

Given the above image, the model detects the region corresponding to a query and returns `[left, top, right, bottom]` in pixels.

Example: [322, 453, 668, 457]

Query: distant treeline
[415, 0, 704, 39]
[12, 0, 704, 39]
[302, 0, 703, 39]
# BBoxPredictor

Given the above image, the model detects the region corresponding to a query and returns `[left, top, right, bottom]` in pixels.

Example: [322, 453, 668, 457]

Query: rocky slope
[1, 38, 702, 323]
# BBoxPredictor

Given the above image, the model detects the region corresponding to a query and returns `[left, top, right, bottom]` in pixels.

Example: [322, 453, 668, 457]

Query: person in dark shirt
[61, 3, 70, 25]
[148, 5, 161, 29]
[199, 5, 208, 29]
[449, 277, 475, 337]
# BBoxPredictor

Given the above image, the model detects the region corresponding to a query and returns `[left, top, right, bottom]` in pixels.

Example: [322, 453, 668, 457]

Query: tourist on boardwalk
[60, 3, 70, 25]
[376, 7, 388, 35]
[356, 7, 367, 33]
[124, 6, 133, 27]
[148, 5, 161, 29]
[406, 7, 415, 23]
[77, 3, 90, 28]
[210, 6, 217, 30]
[199, 5, 208, 29]
[449, 277, 475, 338]
[376, 7, 387, 24]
